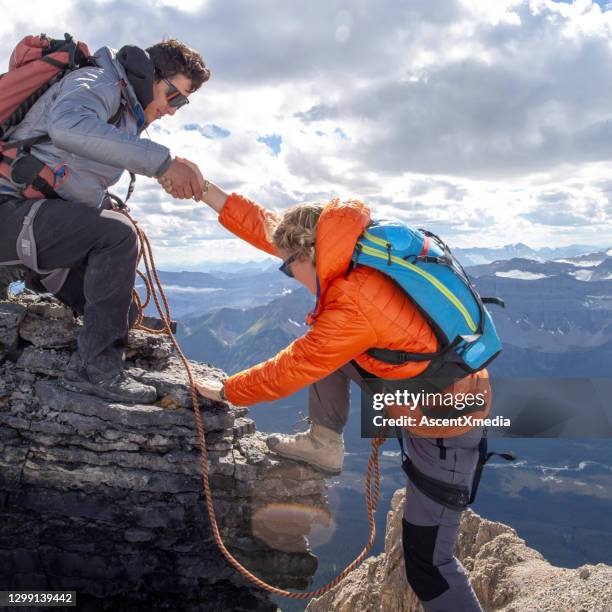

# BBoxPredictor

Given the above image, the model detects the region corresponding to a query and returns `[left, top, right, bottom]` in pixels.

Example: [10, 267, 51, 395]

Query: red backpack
[0, 33, 91, 198]
[0, 33, 91, 138]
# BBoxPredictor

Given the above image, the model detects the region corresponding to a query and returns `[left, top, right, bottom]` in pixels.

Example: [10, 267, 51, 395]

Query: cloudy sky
[2, 0, 612, 268]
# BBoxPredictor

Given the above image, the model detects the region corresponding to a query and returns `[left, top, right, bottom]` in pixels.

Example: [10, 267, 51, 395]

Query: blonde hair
[270, 202, 324, 261]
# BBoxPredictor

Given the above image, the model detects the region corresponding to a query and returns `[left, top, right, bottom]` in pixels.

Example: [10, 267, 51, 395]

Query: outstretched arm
[217, 285, 379, 406]
[159, 162, 281, 257]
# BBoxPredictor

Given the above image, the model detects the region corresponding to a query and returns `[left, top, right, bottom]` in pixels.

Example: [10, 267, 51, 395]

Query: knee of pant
[107, 215, 138, 250]
[402, 519, 450, 602]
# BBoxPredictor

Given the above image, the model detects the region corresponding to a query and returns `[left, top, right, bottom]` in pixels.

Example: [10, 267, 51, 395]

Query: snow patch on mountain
[555, 259, 603, 268]
[571, 270, 594, 281]
[495, 270, 550, 280]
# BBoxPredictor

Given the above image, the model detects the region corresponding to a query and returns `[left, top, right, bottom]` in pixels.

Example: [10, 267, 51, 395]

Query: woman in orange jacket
[163, 173, 488, 611]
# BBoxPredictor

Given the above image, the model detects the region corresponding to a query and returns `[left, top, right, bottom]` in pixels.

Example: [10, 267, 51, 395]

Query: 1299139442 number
[0, 591, 76, 607]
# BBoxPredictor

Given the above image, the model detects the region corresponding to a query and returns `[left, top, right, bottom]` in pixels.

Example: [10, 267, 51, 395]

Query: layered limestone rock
[0, 294, 328, 611]
[306, 488, 612, 612]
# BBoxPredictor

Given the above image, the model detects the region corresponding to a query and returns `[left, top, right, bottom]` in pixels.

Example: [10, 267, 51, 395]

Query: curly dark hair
[146, 38, 210, 92]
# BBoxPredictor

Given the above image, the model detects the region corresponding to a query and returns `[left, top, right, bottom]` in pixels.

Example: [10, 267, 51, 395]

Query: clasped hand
[157, 156, 206, 200]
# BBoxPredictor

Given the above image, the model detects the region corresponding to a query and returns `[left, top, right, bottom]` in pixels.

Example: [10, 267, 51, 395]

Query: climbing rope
[121, 208, 387, 600]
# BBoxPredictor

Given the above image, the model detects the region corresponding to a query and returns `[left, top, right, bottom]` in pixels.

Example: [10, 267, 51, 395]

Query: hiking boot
[266, 423, 344, 475]
[63, 362, 157, 404]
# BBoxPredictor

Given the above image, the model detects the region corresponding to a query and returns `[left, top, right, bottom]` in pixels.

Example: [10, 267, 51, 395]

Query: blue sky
[2, 0, 612, 267]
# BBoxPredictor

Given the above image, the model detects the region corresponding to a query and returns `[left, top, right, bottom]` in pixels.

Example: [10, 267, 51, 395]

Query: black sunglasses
[279, 253, 299, 278]
[163, 78, 190, 109]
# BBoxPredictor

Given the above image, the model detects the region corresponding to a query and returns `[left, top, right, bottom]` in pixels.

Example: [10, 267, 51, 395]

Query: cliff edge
[0, 294, 328, 611]
[306, 488, 612, 612]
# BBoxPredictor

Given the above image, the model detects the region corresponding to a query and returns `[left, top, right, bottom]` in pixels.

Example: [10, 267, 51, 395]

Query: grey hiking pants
[309, 362, 484, 612]
[0, 197, 138, 379]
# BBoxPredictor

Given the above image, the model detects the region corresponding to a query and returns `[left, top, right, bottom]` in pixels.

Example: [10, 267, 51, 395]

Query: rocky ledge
[306, 488, 612, 612]
[0, 294, 329, 611]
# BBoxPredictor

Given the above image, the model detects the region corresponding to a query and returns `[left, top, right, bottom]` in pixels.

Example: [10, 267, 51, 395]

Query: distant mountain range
[176, 287, 314, 373]
[467, 248, 612, 282]
[158, 259, 276, 274]
[474, 276, 612, 377]
[167, 245, 612, 377]
[452, 243, 600, 267]
[136, 268, 297, 319]
[159, 243, 605, 274]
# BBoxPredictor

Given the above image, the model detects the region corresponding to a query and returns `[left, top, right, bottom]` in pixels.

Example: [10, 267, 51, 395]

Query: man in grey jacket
[0, 39, 210, 403]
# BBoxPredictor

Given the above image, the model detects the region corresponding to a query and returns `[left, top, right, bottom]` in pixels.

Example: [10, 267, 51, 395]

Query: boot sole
[267, 445, 342, 476]
[60, 378, 156, 405]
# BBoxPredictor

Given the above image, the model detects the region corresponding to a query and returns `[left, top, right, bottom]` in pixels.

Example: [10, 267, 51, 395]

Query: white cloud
[2, 0, 612, 268]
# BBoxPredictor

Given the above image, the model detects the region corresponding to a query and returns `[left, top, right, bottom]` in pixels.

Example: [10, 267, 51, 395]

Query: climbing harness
[396, 427, 516, 511]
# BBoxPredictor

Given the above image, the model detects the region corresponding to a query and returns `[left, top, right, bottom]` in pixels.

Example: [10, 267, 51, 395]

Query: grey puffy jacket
[0, 46, 171, 207]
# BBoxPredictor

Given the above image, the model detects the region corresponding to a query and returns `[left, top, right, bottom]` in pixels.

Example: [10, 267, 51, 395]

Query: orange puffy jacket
[219, 193, 491, 437]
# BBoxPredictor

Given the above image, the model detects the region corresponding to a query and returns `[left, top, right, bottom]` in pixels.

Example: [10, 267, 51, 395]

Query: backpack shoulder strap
[107, 104, 123, 127]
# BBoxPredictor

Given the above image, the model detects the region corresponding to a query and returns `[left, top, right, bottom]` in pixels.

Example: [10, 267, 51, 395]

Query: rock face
[306, 488, 612, 612]
[0, 294, 328, 611]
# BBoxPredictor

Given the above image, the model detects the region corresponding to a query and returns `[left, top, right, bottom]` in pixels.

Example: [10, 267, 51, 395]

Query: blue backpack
[352, 219, 504, 376]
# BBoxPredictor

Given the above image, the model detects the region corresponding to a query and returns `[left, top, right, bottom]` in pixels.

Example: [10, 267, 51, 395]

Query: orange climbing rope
[122, 208, 387, 600]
